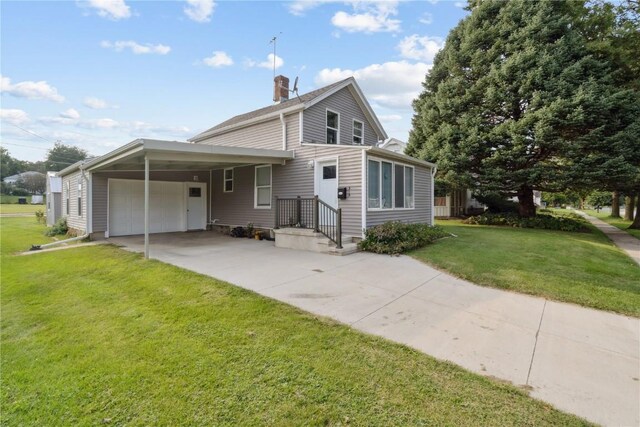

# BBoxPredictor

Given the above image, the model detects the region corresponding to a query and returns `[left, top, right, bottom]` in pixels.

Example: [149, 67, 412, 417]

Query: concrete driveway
[110, 231, 640, 426]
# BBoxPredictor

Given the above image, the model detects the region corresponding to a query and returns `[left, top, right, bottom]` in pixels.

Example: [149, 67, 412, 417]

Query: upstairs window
[326, 110, 339, 144]
[223, 168, 233, 192]
[353, 120, 363, 145]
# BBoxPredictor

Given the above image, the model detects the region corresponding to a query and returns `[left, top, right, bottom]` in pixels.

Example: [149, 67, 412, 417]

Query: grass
[583, 209, 640, 240]
[415, 220, 640, 317]
[1, 217, 589, 426]
[0, 204, 45, 214]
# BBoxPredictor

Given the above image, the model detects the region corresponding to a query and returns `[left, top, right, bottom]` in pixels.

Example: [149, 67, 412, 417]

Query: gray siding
[61, 171, 88, 232]
[196, 118, 283, 150]
[91, 171, 211, 234]
[211, 145, 366, 236]
[366, 155, 433, 227]
[303, 87, 380, 147]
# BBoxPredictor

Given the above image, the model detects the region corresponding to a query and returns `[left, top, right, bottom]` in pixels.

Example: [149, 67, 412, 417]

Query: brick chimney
[273, 75, 289, 103]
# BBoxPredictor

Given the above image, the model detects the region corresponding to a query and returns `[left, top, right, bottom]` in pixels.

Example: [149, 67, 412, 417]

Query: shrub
[359, 222, 449, 255]
[45, 218, 68, 237]
[463, 212, 589, 232]
[35, 209, 45, 223]
[472, 192, 519, 213]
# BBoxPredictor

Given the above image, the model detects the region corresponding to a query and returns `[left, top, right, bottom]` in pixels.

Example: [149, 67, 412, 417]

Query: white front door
[316, 160, 338, 209]
[186, 183, 206, 230]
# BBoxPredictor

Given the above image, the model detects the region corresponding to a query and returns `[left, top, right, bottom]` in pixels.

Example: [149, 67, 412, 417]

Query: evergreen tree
[407, 0, 639, 217]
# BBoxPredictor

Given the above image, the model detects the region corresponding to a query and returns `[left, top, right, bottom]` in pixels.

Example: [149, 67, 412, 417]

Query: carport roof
[58, 139, 295, 175]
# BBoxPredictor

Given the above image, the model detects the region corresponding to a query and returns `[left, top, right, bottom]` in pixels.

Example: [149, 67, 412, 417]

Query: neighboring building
[58, 76, 436, 254]
[3, 174, 22, 185]
[378, 138, 407, 154]
[45, 171, 62, 226]
[434, 189, 485, 217]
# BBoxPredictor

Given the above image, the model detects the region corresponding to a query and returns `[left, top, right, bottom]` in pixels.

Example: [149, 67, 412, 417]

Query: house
[435, 189, 543, 217]
[3, 174, 22, 185]
[57, 76, 436, 257]
[378, 138, 407, 154]
[45, 171, 62, 226]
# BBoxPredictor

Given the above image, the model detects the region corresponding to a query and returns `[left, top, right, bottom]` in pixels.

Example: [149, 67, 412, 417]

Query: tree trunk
[630, 192, 640, 229]
[611, 191, 621, 217]
[517, 186, 536, 217]
[624, 195, 635, 221]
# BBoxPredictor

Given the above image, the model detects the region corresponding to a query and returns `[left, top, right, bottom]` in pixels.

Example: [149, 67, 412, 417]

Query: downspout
[431, 165, 437, 226]
[81, 168, 92, 235]
[280, 113, 287, 151]
[30, 233, 89, 251]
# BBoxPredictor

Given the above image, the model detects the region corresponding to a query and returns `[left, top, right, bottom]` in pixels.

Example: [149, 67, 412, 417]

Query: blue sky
[1, 0, 468, 163]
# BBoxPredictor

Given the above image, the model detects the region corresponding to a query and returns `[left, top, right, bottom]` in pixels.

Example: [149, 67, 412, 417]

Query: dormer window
[326, 109, 339, 144]
[353, 120, 363, 144]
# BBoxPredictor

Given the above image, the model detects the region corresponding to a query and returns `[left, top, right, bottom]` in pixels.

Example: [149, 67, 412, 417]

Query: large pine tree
[407, 0, 639, 217]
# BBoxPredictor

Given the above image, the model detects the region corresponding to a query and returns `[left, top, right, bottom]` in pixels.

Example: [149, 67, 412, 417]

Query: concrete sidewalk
[111, 232, 640, 426]
[576, 210, 640, 266]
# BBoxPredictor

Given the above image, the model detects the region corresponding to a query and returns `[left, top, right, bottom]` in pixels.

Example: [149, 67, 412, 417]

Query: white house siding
[61, 171, 88, 233]
[303, 87, 380, 146]
[197, 118, 283, 150]
[91, 171, 211, 236]
[366, 156, 433, 228]
[210, 146, 365, 236]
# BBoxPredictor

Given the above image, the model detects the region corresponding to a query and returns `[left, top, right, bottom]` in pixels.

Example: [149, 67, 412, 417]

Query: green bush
[359, 222, 449, 255]
[463, 212, 589, 232]
[45, 218, 68, 237]
[35, 210, 45, 223]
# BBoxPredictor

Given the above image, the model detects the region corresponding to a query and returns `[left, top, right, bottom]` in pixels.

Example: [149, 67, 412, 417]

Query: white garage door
[108, 179, 186, 237]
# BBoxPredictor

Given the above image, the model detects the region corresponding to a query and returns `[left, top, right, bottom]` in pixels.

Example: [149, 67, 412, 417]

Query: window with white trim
[353, 120, 363, 145]
[77, 179, 83, 216]
[326, 110, 339, 144]
[367, 159, 414, 209]
[223, 168, 233, 192]
[254, 165, 272, 209]
[65, 181, 70, 215]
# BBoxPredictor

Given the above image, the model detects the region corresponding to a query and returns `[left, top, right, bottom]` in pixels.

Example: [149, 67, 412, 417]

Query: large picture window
[254, 165, 272, 209]
[367, 159, 415, 209]
[326, 110, 339, 144]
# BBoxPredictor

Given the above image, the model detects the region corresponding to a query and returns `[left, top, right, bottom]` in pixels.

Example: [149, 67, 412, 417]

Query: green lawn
[583, 209, 640, 240]
[0, 204, 44, 214]
[415, 220, 640, 317]
[1, 217, 588, 426]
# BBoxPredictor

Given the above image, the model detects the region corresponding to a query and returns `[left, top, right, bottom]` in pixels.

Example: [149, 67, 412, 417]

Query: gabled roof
[189, 77, 388, 142]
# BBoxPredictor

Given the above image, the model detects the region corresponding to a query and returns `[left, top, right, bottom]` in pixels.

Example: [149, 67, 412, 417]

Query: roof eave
[367, 147, 436, 168]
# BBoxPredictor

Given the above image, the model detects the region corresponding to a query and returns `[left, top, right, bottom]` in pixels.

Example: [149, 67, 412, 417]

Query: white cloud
[82, 0, 131, 20]
[203, 51, 233, 68]
[129, 121, 191, 137]
[315, 60, 430, 108]
[184, 0, 215, 22]
[0, 109, 30, 125]
[0, 75, 65, 103]
[83, 97, 111, 109]
[454, 1, 466, 8]
[397, 34, 444, 62]
[246, 53, 284, 70]
[101, 40, 171, 55]
[331, 1, 401, 33]
[60, 108, 80, 120]
[419, 12, 433, 24]
[288, 0, 338, 16]
[379, 114, 402, 122]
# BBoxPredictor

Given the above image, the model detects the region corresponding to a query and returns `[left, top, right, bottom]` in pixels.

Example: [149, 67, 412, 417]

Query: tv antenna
[269, 32, 282, 80]
[291, 76, 301, 101]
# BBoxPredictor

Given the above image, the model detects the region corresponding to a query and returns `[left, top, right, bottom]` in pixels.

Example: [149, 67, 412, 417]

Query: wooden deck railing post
[336, 208, 342, 249]
[313, 196, 319, 232]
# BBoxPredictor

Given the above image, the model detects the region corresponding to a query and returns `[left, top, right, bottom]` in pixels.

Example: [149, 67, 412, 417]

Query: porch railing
[275, 196, 342, 249]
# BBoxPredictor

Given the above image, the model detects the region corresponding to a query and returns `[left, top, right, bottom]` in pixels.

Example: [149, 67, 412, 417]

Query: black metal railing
[275, 196, 342, 249]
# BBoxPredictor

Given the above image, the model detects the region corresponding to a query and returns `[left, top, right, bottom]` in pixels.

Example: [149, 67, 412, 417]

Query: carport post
[144, 156, 149, 259]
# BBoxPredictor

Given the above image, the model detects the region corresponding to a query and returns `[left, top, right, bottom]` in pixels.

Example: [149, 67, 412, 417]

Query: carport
[79, 139, 294, 258]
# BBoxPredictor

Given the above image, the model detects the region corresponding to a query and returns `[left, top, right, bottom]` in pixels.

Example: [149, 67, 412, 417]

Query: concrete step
[273, 228, 360, 256]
